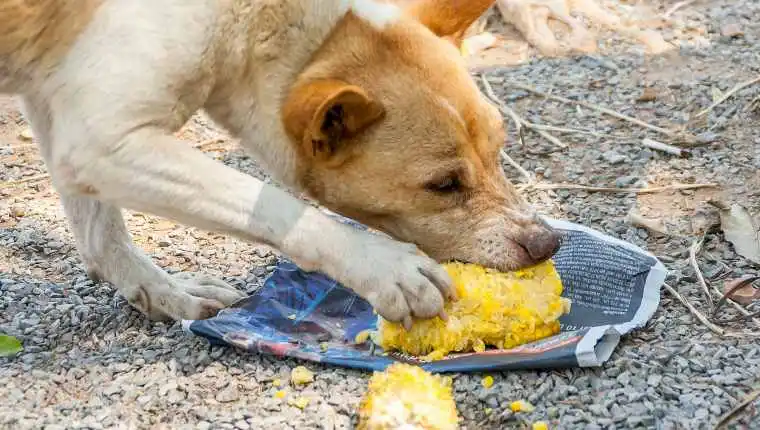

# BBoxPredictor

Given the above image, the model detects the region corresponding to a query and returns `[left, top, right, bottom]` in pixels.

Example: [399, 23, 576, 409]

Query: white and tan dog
[0, 0, 560, 327]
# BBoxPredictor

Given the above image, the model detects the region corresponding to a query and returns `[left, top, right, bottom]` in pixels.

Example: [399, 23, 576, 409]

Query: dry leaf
[17, 128, 33, 141]
[691, 203, 721, 236]
[711, 87, 723, 103]
[723, 276, 760, 306]
[717, 203, 760, 264]
[636, 87, 658, 103]
[720, 23, 744, 38]
[627, 210, 668, 235]
[461, 32, 499, 57]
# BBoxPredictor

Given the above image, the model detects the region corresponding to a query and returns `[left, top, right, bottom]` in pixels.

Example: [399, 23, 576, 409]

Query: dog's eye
[426, 175, 462, 193]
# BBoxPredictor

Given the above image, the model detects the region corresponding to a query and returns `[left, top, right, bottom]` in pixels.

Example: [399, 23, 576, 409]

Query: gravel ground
[2, 1, 760, 429]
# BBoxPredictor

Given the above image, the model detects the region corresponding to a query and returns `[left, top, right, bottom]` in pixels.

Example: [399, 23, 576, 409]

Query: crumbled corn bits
[357, 363, 459, 430]
[481, 375, 494, 389]
[377, 261, 570, 359]
[290, 366, 314, 386]
[510, 400, 535, 413]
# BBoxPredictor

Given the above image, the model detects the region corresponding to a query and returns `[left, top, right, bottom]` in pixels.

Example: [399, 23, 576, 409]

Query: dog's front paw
[337, 233, 455, 327]
[125, 272, 245, 322]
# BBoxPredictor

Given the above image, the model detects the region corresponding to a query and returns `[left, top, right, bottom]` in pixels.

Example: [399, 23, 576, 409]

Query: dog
[0, 0, 560, 328]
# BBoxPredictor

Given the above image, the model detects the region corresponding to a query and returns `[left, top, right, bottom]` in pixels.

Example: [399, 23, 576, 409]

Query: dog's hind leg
[19, 96, 245, 321]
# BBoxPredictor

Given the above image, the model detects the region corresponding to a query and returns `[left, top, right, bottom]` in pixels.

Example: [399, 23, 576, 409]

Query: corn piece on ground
[290, 366, 314, 385]
[357, 363, 459, 430]
[377, 260, 571, 360]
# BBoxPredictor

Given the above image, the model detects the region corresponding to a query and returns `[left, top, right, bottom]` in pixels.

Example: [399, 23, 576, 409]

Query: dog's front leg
[60, 194, 246, 320]
[49, 123, 453, 324]
[21, 97, 245, 321]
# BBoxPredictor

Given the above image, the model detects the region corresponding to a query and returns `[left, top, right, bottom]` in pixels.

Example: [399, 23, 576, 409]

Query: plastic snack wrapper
[182, 216, 666, 372]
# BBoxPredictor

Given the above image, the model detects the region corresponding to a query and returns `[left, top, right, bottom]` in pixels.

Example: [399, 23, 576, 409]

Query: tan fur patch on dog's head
[283, 0, 560, 271]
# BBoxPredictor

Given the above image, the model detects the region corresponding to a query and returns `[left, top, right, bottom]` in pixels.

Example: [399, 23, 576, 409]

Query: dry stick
[0, 173, 50, 189]
[506, 81, 694, 143]
[709, 279, 760, 328]
[689, 236, 714, 309]
[663, 283, 724, 335]
[641, 138, 686, 156]
[3, 142, 37, 150]
[480, 76, 630, 141]
[696, 75, 760, 118]
[478, 78, 539, 185]
[743, 95, 760, 113]
[193, 137, 226, 149]
[480, 76, 568, 149]
[528, 122, 621, 139]
[519, 182, 718, 194]
[714, 387, 760, 429]
[499, 149, 534, 184]
[663, 0, 696, 18]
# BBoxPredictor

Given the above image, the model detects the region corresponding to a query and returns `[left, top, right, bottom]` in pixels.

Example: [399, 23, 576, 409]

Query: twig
[194, 138, 226, 149]
[527, 122, 618, 138]
[641, 138, 687, 156]
[663, 0, 696, 19]
[499, 149, 534, 184]
[3, 142, 37, 150]
[627, 210, 669, 235]
[518, 182, 718, 194]
[480, 76, 568, 148]
[0, 173, 50, 189]
[696, 76, 760, 118]
[742, 94, 760, 113]
[710, 276, 760, 327]
[504, 81, 695, 143]
[714, 387, 760, 429]
[689, 235, 714, 309]
[663, 283, 724, 335]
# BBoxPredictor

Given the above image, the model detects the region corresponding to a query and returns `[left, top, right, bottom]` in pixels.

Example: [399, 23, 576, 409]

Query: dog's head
[282, 0, 561, 271]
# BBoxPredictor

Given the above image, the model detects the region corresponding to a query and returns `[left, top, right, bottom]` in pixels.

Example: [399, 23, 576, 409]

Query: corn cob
[377, 260, 571, 360]
[357, 363, 459, 430]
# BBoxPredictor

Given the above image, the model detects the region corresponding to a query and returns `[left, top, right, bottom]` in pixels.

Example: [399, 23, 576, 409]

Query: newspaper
[182, 217, 666, 372]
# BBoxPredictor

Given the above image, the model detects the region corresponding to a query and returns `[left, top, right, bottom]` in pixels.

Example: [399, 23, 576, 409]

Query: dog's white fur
[2, 0, 454, 323]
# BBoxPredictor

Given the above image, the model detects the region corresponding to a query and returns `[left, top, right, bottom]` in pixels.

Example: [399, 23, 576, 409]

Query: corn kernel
[272, 378, 282, 387]
[274, 390, 286, 399]
[291, 366, 314, 385]
[532, 421, 549, 430]
[355, 329, 372, 344]
[288, 396, 310, 409]
[357, 363, 459, 430]
[377, 260, 571, 359]
[510, 400, 535, 413]
[481, 375, 494, 389]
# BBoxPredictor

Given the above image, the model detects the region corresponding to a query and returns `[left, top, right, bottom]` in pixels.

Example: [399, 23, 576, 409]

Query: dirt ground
[2, 0, 760, 429]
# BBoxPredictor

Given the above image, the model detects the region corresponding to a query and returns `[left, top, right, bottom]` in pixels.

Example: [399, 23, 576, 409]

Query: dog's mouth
[438, 233, 563, 272]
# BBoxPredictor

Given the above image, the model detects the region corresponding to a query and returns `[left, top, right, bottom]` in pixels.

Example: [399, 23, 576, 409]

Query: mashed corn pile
[357, 363, 458, 430]
[377, 260, 571, 360]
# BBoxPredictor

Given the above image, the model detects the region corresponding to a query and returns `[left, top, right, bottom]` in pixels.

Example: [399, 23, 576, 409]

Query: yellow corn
[481, 375, 494, 389]
[510, 400, 535, 413]
[288, 396, 310, 409]
[290, 366, 314, 386]
[357, 363, 459, 430]
[377, 260, 571, 360]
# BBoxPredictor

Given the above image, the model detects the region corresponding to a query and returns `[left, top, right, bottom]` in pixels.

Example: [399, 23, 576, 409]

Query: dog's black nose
[515, 220, 562, 263]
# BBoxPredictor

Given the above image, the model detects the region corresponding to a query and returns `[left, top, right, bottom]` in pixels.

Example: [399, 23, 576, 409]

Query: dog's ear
[405, 0, 495, 47]
[282, 79, 385, 160]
